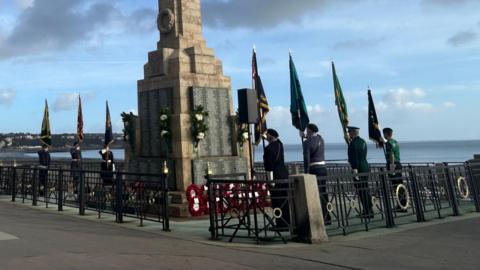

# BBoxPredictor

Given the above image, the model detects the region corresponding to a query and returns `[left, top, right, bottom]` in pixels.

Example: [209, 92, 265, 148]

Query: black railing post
[58, 169, 64, 211]
[466, 162, 480, 212]
[207, 176, 216, 239]
[21, 169, 26, 203]
[32, 168, 38, 206]
[11, 167, 17, 202]
[379, 168, 395, 228]
[409, 165, 425, 222]
[115, 172, 123, 223]
[161, 172, 170, 232]
[79, 171, 85, 216]
[443, 163, 460, 216]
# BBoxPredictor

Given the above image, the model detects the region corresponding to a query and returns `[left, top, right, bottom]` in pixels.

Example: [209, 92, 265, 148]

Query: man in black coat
[263, 129, 290, 229]
[99, 144, 114, 186]
[70, 141, 82, 193]
[38, 144, 51, 195]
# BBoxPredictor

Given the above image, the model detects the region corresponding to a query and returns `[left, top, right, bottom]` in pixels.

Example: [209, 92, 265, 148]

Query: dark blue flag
[104, 101, 114, 146]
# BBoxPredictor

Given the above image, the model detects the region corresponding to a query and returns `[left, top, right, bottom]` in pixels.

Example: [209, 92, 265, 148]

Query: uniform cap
[347, 126, 360, 132]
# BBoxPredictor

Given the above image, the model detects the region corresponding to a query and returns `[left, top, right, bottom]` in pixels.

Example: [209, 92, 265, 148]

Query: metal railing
[0, 165, 170, 231]
[319, 162, 480, 236]
[206, 173, 297, 243]
[210, 161, 480, 242]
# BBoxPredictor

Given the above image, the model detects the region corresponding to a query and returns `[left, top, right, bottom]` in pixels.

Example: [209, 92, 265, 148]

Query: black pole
[443, 162, 460, 216]
[11, 167, 17, 202]
[79, 171, 85, 216]
[115, 172, 123, 223]
[58, 169, 63, 211]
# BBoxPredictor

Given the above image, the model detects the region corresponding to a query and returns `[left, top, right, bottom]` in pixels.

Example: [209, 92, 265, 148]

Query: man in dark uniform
[70, 141, 82, 193]
[347, 126, 373, 218]
[263, 129, 290, 229]
[38, 143, 51, 195]
[99, 144, 115, 186]
[300, 123, 330, 225]
[383, 127, 407, 212]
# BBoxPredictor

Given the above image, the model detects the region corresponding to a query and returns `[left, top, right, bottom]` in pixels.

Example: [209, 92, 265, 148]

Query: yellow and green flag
[332, 61, 350, 145]
[40, 100, 51, 147]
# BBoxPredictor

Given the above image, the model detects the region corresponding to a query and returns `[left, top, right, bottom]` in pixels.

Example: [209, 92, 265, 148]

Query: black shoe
[394, 205, 408, 213]
[324, 214, 332, 225]
[358, 211, 374, 219]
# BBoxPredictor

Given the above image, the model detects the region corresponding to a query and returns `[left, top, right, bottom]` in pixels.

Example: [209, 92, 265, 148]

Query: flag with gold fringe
[252, 47, 269, 145]
[40, 100, 51, 147]
[332, 61, 350, 145]
[77, 95, 84, 142]
[104, 101, 113, 146]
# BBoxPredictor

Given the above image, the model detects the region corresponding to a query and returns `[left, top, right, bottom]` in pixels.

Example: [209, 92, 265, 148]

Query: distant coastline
[0, 140, 477, 164]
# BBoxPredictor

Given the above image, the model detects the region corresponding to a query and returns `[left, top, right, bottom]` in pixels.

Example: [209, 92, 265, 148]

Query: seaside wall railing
[207, 161, 480, 243]
[0, 165, 170, 231]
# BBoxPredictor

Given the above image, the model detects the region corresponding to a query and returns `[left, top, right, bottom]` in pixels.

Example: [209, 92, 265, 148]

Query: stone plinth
[290, 174, 328, 244]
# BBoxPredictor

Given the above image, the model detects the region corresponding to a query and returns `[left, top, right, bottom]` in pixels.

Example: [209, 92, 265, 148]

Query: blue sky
[0, 0, 479, 144]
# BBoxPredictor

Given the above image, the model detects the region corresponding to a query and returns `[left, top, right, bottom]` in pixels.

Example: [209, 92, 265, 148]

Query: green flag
[332, 61, 350, 145]
[40, 100, 52, 147]
[289, 54, 309, 131]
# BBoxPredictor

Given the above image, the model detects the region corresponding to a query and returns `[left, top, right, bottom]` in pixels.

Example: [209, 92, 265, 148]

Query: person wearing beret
[300, 123, 331, 225]
[347, 126, 374, 218]
[263, 128, 290, 229]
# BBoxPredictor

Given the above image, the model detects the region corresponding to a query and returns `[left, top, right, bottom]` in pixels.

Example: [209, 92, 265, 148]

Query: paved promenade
[0, 199, 479, 270]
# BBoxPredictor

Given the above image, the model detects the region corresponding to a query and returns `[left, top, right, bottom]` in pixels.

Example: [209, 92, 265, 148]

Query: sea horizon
[0, 139, 477, 164]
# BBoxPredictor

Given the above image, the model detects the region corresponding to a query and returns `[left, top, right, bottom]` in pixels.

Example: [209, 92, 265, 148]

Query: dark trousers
[354, 175, 373, 214]
[387, 162, 406, 206]
[309, 166, 330, 222]
[39, 169, 48, 194]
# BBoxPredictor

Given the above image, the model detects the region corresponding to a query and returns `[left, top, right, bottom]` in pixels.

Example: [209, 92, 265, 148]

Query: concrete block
[290, 174, 328, 244]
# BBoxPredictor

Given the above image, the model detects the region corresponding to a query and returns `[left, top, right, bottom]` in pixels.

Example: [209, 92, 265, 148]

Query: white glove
[268, 171, 274, 181]
[352, 169, 358, 174]
[389, 164, 395, 172]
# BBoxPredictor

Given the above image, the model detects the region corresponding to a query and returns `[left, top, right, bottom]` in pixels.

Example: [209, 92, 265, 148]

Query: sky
[0, 0, 479, 144]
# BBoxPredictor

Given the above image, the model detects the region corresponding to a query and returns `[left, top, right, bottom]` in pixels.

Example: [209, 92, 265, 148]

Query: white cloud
[0, 88, 16, 106]
[52, 92, 79, 111]
[15, 0, 34, 9]
[443, 101, 456, 108]
[381, 88, 433, 111]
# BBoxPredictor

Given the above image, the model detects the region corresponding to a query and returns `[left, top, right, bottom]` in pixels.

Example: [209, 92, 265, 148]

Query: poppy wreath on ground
[186, 184, 202, 202]
[223, 183, 240, 210]
[213, 184, 230, 214]
[252, 182, 271, 207]
[186, 184, 206, 216]
[234, 186, 247, 211]
[200, 185, 210, 215]
[188, 196, 205, 217]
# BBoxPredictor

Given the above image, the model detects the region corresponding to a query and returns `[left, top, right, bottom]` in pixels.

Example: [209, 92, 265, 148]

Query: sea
[0, 140, 478, 164]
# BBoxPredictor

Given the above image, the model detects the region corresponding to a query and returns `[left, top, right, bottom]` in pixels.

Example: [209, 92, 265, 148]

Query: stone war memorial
[125, 0, 248, 217]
